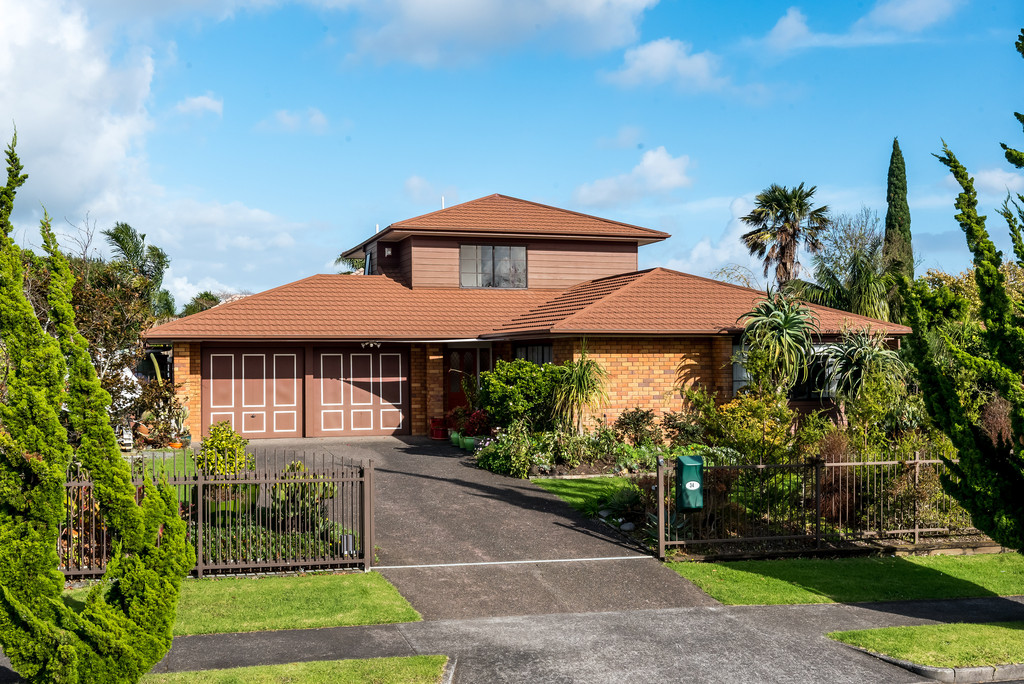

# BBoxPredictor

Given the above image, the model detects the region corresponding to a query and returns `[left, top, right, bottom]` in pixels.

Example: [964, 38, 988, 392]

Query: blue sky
[2, 0, 1022, 305]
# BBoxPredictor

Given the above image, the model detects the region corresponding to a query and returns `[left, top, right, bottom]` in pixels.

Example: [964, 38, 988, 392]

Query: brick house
[146, 194, 909, 440]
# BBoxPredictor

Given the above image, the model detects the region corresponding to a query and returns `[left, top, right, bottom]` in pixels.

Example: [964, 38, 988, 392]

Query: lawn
[142, 655, 448, 683]
[65, 572, 420, 635]
[829, 621, 1024, 668]
[669, 553, 1024, 605]
[533, 476, 631, 515]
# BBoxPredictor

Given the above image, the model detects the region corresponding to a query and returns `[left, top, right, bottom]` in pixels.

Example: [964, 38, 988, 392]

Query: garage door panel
[210, 355, 234, 408]
[242, 411, 265, 433]
[242, 354, 266, 407]
[350, 354, 373, 405]
[320, 354, 344, 406]
[379, 353, 402, 405]
[274, 411, 297, 433]
[321, 409, 344, 432]
[380, 408, 403, 430]
[274, 354, 298, 407]
[307, 348, 409, 437]
[351, 409, 374, 431]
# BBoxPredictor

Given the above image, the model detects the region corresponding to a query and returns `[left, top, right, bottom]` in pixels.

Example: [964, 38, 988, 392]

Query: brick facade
[171, 341, 203, 439]
[409, 344, 428, 435]
[561, 336, 736, 426]
[425, 343, 445, 431]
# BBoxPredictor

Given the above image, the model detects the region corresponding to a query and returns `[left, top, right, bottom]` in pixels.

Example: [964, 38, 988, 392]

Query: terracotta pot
[168, 441, 183, 449]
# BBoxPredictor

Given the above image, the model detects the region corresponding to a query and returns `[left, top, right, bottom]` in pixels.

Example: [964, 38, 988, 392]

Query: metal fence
[656, 453, 977, 558]
[61, 449, 374, 577]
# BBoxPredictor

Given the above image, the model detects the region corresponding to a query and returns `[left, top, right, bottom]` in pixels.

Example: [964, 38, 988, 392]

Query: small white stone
[598, 509, 612, 518]
[620, 522, 636, 532]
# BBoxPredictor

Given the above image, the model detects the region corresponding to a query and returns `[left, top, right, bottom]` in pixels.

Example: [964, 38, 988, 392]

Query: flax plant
[554, 341, 609, 434]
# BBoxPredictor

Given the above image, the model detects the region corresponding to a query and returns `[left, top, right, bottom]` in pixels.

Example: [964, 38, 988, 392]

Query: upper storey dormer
[339, 194, 669, 290]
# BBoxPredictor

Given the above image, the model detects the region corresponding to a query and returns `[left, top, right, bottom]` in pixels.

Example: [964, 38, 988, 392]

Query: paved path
[255, 436, 715, 619]
[145, 596, 1024, 683]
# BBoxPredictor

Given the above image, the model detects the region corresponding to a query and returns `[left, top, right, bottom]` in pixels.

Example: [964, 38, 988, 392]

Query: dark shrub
[613, 407, 663, 446]
[661, 410, 704, 447]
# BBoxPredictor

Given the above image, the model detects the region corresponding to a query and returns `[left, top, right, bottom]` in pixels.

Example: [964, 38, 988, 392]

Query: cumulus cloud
[175, 92, 223, 116]
[759, 0, 963, 55]
[404, 175, 458, 206]
[574, 146, 692, 207]
[605, 38, 728, 92]
[257, 107, 329, 134]
[973, 167, 1024, 196]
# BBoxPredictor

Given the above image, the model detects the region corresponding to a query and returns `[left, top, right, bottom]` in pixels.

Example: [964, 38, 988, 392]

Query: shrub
[477, 359, 563, 430]
[444, 406, 469, 432]
[462, 409, 491, 438]
[587, 420, 619, 462]
[613, 407, 663, 446]
[133, 378, 185, 447]
[271, 461, 338, 533]
[474, 420, 533, 478]
[196, 421, 253, 475]
[613, 442, 663, 472]
[661, 410, 704, 447]
[713, 392, 797, 465]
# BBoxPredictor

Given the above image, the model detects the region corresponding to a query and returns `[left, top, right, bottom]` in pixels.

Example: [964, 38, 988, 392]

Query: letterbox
[675, 454, 704, 512]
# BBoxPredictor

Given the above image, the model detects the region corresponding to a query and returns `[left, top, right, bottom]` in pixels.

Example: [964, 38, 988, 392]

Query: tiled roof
[342, 195, 668, 257]
[486, 268, 911, 337]
[145, 274, 553, 342]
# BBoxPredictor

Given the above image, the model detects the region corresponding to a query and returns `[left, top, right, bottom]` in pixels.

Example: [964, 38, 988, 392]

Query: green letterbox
[676, 454, 704, 511]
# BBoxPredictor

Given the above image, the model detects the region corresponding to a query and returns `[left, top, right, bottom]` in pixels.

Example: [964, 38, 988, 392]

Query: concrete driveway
[252, 436, 715, 619]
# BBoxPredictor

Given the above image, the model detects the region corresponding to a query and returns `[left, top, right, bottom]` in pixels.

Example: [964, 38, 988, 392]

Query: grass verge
[142, 655, 448, 683]
[533, 476, 630, 515]
[65, 572, 420, 635]
[669, 553, 1024, 605]
[829, 621, 1024, 668]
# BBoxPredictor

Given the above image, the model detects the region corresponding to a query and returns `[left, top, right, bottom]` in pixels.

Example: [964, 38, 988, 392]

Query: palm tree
[740, 183, 831, 287]
[102, 222, 173, 313]
[739, 290, 820, 393]
[788, 238, 898, 321]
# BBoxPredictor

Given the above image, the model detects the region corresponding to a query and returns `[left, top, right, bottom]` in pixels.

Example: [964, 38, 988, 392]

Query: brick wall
[565, 336, 735, 426]
[425, 343, 445, 430]
[171, 341, 203, 439]
[409, 344, 428, 435]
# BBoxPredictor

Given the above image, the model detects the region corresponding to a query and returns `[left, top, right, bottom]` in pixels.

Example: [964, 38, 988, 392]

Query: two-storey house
[146, 194, 908, 440]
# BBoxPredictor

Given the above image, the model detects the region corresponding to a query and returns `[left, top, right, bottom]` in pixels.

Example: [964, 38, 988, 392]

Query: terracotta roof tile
[146, 274, 552, 342]
[486, 268, 911, 337]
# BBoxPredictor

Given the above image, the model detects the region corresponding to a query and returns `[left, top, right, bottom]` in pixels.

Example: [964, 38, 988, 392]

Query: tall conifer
[884, 137, 914, 279]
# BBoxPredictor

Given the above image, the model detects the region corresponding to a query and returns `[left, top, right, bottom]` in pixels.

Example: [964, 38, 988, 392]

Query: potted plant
[167, 406, 190, 449]
[445, 406, 469, 447]
[460, 409, 490, 450]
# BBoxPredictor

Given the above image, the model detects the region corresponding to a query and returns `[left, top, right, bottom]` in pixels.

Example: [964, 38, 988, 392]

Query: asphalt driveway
[253, 436, 715, 619]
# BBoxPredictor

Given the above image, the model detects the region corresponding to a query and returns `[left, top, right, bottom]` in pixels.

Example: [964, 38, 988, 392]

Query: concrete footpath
[145, 595, 1024, 683]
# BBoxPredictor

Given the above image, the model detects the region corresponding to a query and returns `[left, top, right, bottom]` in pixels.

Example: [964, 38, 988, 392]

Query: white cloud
[175, 92, 223, 116]
[662, 196, 766, 280]
[973, 168, 1024, 196]
[605, 38, 728, 92]
[404, 175, 458, 206]
[574, 146, 692, 207]
[258, 107, 330, 134]
[340, 0, 658, 66]
[165, 268, 235, 305]
[759, 0, 963, 55]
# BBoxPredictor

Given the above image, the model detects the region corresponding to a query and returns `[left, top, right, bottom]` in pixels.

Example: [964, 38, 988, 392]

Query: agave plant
[739, 290, 820, 393]
[820, 327, 907, 403]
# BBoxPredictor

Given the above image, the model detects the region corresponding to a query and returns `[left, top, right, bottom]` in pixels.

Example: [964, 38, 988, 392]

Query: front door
[446, 345, 492, 409]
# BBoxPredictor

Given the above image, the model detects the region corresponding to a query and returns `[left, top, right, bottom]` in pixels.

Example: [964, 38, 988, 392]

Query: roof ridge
[390, 194, 500, 228]
[489, 194, 669, 237]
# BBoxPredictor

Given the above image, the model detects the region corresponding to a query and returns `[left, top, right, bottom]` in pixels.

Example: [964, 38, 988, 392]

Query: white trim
[209, 354, 235, 408]
[273, 410, 297, 433]
[320, 353, 345, 406]
[242, 411, 265, 433]
[380, 408, 403, 430]
[378, 353, 402, 405]
[321, 409, 345, 432]
[350, 409, 373, 430]
[209, 411, 234, 428]
[350, 354, 374, 405]
[273, 354, 298, 407]
[241, 354, 266, 408]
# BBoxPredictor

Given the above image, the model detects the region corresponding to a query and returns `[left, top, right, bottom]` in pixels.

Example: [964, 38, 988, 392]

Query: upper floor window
[460, 245, 527, 288]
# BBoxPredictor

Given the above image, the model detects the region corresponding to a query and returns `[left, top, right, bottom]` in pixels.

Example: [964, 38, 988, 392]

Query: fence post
[362, 459, 374, 571]
[814, 459, 822, 549]
[657, 458, 666, 561]
[913, 450, 920, 546]
[195, 467, 204, 579]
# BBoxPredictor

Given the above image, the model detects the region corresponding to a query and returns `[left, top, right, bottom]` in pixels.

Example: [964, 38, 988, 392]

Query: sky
[1, 0, 1022, 307]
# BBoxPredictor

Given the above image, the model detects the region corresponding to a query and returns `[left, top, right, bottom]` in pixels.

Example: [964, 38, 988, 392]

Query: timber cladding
[564, 336, 735, 425]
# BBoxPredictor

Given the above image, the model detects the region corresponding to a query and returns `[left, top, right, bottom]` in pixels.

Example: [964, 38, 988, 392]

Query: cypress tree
[883, 137, 914, 279]
[0, 135, 193, 683]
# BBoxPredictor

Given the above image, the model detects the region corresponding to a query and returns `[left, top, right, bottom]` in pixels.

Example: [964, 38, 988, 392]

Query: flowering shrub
[462, 409, 491, 437]
[474, 420, 533, 478]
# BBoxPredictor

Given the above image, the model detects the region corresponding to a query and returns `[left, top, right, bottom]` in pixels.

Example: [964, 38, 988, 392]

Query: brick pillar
[172, 341, 203, 439]
[711, 336, 735, 403]
[425, 343, 445, 428]
[409, 344, 428, 436]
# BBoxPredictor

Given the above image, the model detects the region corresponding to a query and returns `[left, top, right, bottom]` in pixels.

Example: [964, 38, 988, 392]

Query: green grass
[141, 655, 448, 683]
[829, 622, 1024, 668]
[669, 553, 1024, 605]
[533, 476, 630, 515]
[65, 572, 420, 635]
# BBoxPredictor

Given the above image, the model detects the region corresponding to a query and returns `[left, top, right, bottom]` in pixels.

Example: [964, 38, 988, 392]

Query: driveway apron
[252, 437, 716, 619]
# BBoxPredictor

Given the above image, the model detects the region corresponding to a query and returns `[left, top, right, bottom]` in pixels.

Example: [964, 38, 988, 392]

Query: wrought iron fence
[61, 449, 374, 577]
[656, 453, 977, 558]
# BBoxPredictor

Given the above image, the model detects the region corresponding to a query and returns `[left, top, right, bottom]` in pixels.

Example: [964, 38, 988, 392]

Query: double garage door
[201, 346, 408, 439]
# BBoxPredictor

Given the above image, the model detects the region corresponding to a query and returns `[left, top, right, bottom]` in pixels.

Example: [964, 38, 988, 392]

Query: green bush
[613, 442, 664, 472]
[477, 359, 563, 430]
[661, 410, 704, 447]
[474, 420, 534, 478]
[613, 407, 663, 446]
[271, 461, 338, 533]
[530, 430, 591, 469]
[196, 421, 253, 475]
